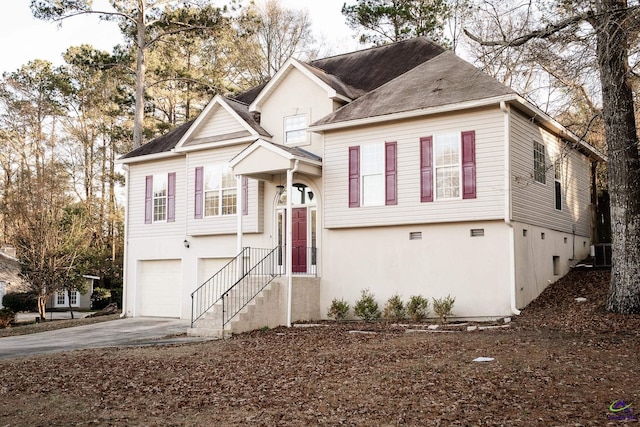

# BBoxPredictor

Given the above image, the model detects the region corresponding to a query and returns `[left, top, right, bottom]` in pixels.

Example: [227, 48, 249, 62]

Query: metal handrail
[221, 247, 280, 328]
[190, 247, 249, 327]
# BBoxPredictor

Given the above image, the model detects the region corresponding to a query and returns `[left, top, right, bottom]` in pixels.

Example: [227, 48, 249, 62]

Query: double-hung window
[348, 141, 397, 207]
[533, 141, 546, 184]
[204, 164, 237, 216]
[284, 114, 307, 144]
[144, 173, 176, 224]
[434, 134, 461, 200]
[554, 160, 562, 210]
[421, 131, 476, 202]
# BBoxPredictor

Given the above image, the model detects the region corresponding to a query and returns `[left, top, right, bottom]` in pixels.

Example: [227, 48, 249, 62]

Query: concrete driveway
[0, 317, 210, 360]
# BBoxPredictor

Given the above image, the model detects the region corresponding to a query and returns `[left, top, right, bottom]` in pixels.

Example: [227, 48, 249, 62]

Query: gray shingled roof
[313, 50, 515, 126]
[121, 37, 510, 160]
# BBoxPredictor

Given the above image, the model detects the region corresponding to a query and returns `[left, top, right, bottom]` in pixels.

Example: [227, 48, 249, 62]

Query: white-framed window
[434, 133, 461, 200]
[56, 292, 65, 305]
[554, 160, 562, 210]
[284, 114, 307, 144]
[534, 141, 546, 184]
[69, 291, 78, 306]
[204, 164, 237, 216]
[360, 142, 385, 206]
[153, 173, 168, 222]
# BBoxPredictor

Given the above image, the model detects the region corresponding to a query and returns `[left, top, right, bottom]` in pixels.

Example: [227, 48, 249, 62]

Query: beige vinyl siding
[186, 145, 264, 236]
[128, 157, 186, 239]
[510, 110, 592, 236]
[324, 108, 506, 229]
[190, 104, 248, 140]
[259, 67, 333, 157]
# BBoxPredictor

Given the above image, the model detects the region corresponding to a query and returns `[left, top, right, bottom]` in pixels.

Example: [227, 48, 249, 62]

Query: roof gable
[175, 95, 270, 151]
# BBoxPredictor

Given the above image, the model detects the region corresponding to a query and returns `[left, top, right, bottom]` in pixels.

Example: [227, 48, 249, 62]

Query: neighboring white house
[118, 37, 604, 335]
[49, 275, 99, 310]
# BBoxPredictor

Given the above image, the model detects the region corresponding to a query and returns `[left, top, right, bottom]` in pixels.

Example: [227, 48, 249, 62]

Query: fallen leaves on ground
[0, 269, 638, 426]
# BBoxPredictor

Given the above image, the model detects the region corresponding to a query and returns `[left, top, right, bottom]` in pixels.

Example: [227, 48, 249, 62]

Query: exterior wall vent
[522, 229, 527, 237]
[541, 232, 545, 240]
[409, 232, 422, 240]
[470, 229, 484, 237]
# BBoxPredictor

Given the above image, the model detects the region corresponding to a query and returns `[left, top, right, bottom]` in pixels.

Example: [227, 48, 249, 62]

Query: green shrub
[91, 288, 112, 310]
[407, 295, 429, 321]
[354, 288, 381, 321]
[327, 298, 350, 320]
[2, 292, 37, 313]
[109, 288, 123, 309]
[0, 308, 15, 329]
[383, 294, 406, 321]
[432, 294, 456, 323]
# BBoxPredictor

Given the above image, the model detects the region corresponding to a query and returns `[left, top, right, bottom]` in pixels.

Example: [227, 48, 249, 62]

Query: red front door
[292, 208, 307, 273]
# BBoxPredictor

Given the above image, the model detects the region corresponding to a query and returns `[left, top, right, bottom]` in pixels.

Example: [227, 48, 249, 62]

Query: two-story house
[118, 37, 603, 336]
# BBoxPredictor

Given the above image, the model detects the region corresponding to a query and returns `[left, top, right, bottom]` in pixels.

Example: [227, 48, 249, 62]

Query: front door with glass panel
[276, 183, 317, 274]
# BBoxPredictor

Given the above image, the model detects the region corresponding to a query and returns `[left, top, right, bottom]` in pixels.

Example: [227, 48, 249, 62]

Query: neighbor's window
[554, 160, 562, 210]
[69, 291, 78, 306]
[204, 164, 237, 216]
[153, 173, 168, 222]
[56, 292, 65, 305]
[533, 141, 546, 184]
[284, 114, 307, 144]
[434, 133, 461, 200]
[360, 142, 385, 206]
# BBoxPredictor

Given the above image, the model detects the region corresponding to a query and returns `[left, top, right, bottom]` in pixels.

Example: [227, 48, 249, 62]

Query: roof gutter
[500, 101, 520, 316]
[116, 151, 180, 165]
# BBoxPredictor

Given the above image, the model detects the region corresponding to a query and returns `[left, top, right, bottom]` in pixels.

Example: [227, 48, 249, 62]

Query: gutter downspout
[236, 174, 243, 274]
[501, 101, 521, 316]
[120, 165, 130, 318]
[286, 160, 299, 327]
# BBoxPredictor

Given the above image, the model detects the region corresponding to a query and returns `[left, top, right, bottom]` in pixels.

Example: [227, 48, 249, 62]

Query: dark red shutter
[385, 141, 397, 205]
[348, 146, 360, 208]
[420, 137, 433, 202]
[144, 175, 153, 224]
[242, 176, 248, 216]
[461, 131, 476, 199]
[167, 172, 176, 222]
[194, 167, 203, 219]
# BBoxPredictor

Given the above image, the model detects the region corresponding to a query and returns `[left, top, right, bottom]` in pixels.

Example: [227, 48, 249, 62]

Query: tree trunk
[38, 295, 47, 320]
[67, 289, 75, 319]
[132, 0, 147, 150]
[596, 0, 640, 313]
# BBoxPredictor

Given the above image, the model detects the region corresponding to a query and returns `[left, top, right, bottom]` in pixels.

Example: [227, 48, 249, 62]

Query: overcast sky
[0, 0, 359, 75]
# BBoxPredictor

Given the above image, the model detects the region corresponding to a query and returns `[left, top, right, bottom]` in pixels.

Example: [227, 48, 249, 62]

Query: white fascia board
[249, 58, 352, 112]
[174, 95, 259, 150]
[229, 138, 322, 168]
[116, 151, 181, 165]
[308, 94, 519, 133]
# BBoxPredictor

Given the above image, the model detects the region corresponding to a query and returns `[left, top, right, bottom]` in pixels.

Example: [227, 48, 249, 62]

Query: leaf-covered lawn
[1, 269, 639, 426]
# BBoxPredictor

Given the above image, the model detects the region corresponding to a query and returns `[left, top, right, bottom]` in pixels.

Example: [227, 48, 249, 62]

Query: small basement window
[553, 256, 560, 275]
[470, 229, 485, 237]
[409, 232, 422, 240]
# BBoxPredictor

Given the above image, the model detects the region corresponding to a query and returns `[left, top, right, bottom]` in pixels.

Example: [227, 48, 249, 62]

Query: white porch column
[236, 175, 243, 276]
[286, 160, 299, 327]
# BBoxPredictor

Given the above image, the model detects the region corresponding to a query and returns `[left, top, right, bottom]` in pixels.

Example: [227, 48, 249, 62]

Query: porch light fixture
[308, 191, 314, 201]
[183, 239, 190, 248]
[276, 184, 285, 195]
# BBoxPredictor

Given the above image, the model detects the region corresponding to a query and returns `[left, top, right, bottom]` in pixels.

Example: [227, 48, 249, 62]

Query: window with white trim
[284, 114, 307, 144]
[56, 292, 65, 305]
[360, 142, 385, 206]
[69, 291, 78, 305]
[533, 141, 546, 184]
[204, 164, 237, 216]
[153, 174, 167, 222]
[554, 160, 562, 210]
[434, 133, 461, 200]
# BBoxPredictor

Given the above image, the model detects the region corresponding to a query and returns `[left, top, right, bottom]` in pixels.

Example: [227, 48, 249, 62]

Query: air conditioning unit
[592, 243, 612, 267]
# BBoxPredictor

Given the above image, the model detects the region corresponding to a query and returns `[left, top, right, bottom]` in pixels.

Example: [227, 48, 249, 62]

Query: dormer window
[284, 114, 307, 144]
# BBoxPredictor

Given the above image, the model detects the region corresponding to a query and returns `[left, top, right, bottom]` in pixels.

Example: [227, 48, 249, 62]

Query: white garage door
[137, 260, 182, 318]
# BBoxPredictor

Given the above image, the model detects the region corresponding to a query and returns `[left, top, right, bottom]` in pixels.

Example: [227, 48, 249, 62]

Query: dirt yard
[1, 269, 639, 426]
